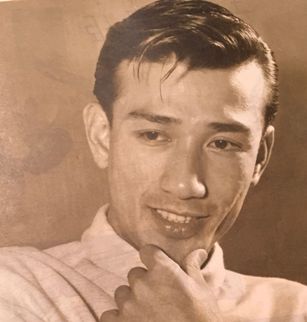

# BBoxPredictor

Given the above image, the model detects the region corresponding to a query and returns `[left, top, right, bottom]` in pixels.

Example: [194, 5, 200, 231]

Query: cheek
[206, 153, 256, 207]
[204, 156, 256, 240]
[108, 136, 168, 195]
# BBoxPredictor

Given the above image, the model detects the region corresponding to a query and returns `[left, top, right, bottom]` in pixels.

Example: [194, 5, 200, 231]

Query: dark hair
[94, 0, 278, 127]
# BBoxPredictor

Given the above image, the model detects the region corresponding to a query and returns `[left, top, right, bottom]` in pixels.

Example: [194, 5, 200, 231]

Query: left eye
[144, 131, 161, 140]
[208, 139, 241, 151]
[137, 131, 171, 145]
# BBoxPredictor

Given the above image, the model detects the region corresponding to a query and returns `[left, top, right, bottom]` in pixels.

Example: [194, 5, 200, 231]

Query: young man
[0, 1, 306, 321]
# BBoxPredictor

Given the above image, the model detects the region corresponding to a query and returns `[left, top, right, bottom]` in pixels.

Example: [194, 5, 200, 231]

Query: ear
[83, 103, 110, 169]
[251, 125, 275, 186]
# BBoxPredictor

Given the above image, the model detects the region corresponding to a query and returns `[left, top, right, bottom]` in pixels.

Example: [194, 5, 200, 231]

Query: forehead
[113, 59, 268, 126]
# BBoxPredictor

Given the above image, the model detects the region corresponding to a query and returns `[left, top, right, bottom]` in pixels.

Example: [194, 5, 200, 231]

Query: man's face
[102, 59, 270, 266]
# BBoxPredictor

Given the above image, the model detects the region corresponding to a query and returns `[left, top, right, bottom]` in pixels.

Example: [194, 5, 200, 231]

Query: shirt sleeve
[0, 257, 63, 321]
[0, 247, 104, 322]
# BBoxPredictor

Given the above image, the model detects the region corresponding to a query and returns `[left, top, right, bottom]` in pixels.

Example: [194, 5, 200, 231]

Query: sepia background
[0, 0, 306, 284]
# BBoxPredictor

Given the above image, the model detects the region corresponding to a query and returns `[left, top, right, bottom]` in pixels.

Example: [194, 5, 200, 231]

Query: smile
[155, 209, 193, 224]
[150, 207, 208, 239]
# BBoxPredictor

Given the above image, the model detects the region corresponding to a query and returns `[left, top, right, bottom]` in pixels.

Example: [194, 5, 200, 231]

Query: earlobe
[83, 103, 110, 169]
[252, 125, 275, 186]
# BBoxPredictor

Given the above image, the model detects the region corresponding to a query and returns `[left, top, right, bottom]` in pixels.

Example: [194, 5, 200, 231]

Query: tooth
[156, 209, 192, 224]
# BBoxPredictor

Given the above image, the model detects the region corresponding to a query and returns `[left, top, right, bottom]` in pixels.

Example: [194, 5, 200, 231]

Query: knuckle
[114, 285, 130, 298]
[100, 309, 118, 322]
[128, 266, 141, 277]
[114, 285, 131, 308]
[128, 266, 146, 282]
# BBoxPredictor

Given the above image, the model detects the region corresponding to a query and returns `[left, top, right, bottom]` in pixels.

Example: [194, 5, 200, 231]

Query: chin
[152, 235, 213, 267]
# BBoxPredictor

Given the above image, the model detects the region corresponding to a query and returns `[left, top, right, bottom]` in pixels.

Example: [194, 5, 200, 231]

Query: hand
[100, 245, 223, 322]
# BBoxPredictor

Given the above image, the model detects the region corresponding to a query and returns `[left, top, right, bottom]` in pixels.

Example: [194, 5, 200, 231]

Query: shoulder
[0, 245, 67, 296]
[0, 246, 43, 278]
[0, 242, 88, 292]
[0, 246, 56, 320]
[242, 272, 307, 296]
[0, 244, 112, 321]
[225, 269, 307, 316]
[0, 242, 82, 274]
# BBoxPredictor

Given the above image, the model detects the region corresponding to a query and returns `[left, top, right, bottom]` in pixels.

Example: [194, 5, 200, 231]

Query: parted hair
[94, 0, 278, 127]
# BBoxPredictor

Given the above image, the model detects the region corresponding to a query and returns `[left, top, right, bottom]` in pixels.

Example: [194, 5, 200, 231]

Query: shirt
[0, 205, 306, 321]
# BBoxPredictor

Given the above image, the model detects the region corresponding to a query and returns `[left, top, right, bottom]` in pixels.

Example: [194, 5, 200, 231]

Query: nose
[160, 145, 207, 200]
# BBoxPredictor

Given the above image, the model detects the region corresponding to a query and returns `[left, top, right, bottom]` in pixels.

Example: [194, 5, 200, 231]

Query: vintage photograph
[0, 0, 306, 320]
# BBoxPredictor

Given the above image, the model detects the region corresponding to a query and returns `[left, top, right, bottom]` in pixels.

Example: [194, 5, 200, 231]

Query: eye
[137, 130, 171, 145]
[144, 131, 160, 141]
[208, 139, 241, 152]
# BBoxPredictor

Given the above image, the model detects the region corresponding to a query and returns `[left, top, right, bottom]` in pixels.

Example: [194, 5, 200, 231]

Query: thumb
[183, 249, 208, 283]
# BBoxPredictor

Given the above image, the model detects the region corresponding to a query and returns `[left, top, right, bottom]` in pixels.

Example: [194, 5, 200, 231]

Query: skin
[100, 245, 223, 322]
[84, 59, 274, 321]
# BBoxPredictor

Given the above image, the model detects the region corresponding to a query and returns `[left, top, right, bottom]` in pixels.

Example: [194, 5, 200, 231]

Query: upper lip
[152, 207, 208, 218]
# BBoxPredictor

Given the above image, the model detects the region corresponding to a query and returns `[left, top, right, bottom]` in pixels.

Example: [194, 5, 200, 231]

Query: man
[0, 0, 306, 321]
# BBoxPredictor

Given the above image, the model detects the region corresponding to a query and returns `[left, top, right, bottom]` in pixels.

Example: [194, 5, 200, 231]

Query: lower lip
[150, 208, 207, 239]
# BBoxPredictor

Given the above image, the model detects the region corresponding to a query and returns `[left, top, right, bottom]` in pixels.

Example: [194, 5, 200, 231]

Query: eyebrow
[127, 111, 181, 125]
[127, 111, 251, 135]
[209, 122, 251, 135]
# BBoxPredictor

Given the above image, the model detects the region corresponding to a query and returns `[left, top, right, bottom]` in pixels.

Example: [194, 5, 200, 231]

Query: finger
[139, 244, 173, 270]
[114, 285, 131, 310]
[100, 309, 118, 322]
[183, 248, 208, 283]
[127, 266, 147, 287]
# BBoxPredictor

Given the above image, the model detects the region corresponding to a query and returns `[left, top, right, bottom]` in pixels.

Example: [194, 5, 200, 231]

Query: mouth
[155, 208, 201, 223]
[150, 207, 209, 239]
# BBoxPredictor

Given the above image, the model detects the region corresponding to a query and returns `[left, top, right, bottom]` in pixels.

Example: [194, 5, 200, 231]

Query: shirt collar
[81, 204, 226, 294]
